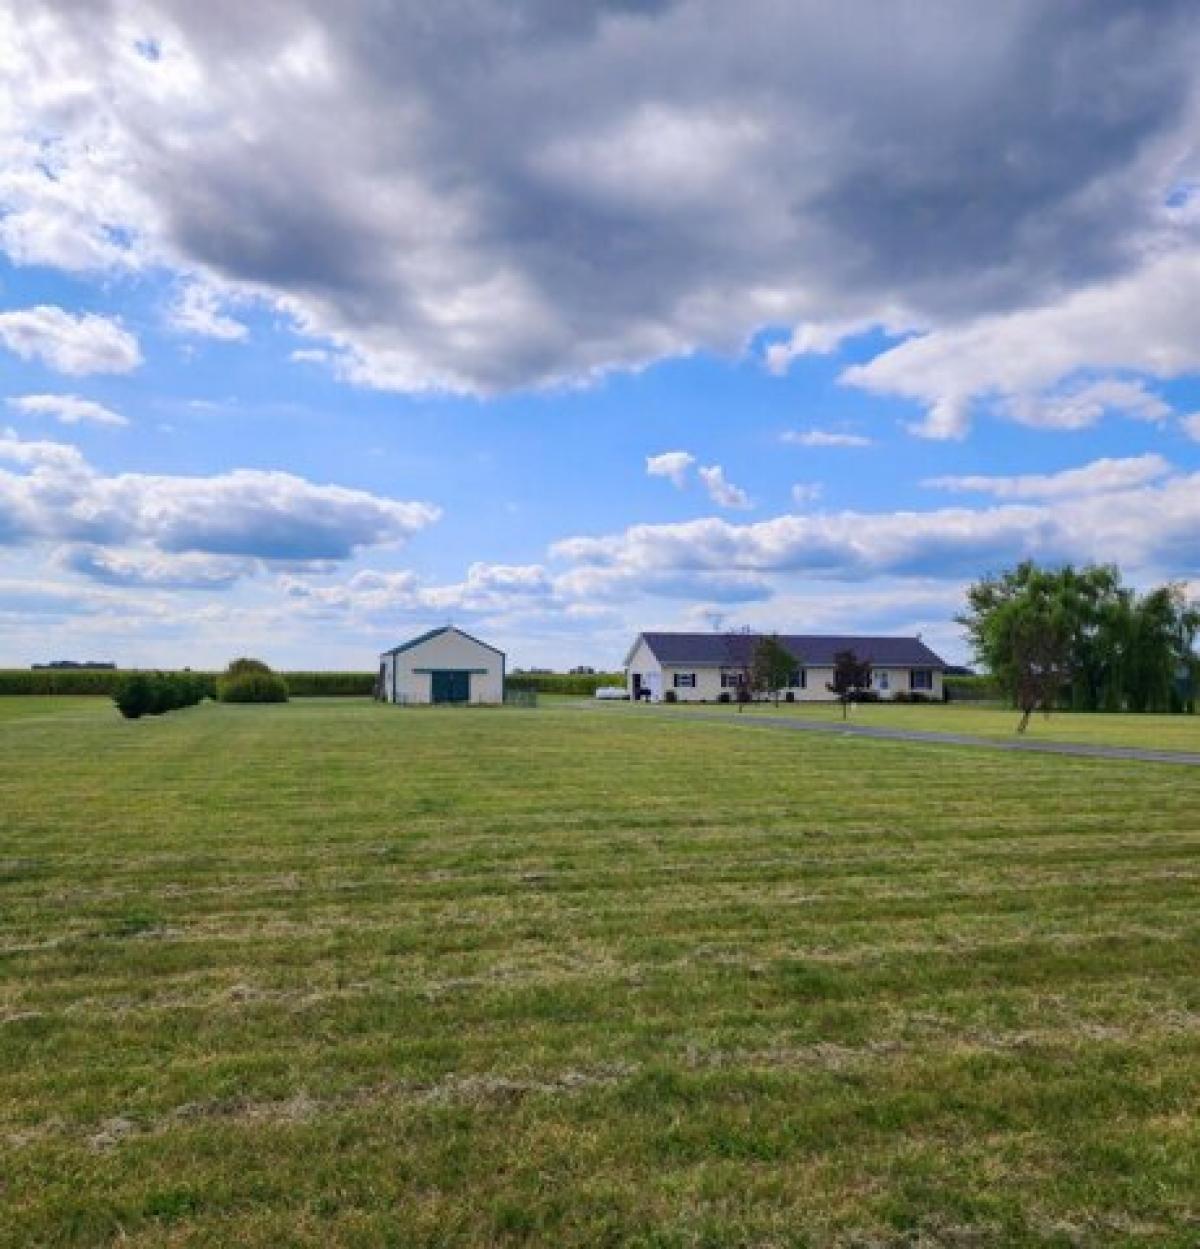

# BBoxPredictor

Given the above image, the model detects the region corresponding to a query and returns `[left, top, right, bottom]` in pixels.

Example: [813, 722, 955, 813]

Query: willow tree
[960, 563, 1080, 732]
[960, 562, 1199, 727]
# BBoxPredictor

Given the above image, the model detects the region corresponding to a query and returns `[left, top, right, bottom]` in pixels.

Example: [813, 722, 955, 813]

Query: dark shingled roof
[381, 626, 504, 658]
[634, 632, 947, 669]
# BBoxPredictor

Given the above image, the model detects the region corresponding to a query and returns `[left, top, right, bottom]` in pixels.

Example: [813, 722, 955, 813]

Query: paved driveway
[592, 706, 1200, 767]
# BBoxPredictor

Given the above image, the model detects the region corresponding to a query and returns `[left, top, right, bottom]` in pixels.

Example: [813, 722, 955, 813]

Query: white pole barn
[377, 627, 505, 705]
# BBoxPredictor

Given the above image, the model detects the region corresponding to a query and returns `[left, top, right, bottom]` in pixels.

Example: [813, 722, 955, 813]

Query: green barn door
[431, 671, 471, 703]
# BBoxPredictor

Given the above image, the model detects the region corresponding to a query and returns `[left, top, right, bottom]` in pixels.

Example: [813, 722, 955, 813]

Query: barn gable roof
[632, 632, 947, 669]
[381, 626, 505, 658]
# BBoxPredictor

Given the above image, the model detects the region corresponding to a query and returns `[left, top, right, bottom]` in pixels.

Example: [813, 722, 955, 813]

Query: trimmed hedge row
[505, 673, 624, 696]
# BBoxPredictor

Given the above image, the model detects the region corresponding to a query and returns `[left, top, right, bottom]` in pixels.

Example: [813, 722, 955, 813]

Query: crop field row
[1, 698, 1198, 1246]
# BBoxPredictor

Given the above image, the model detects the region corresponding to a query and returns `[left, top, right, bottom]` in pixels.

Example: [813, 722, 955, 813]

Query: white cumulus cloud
[169, 282, 249, 341]
[0, 431, 440, 576]
[698, 464, 752, 510]
[844, 250, 1200, 438]
[783, 429, 873, 448]
[552, 466, 1200, 584]
[646, 450, 696, 488]
[7, 393, 128, 427]
[0, 306, 142, 375]
[924, 455, 1172, 501]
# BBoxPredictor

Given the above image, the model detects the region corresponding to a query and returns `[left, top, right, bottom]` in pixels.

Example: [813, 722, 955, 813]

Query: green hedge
[114, 671, 211, 719]
[218, 671, 289, 704]
[505, 673, 624, 696]
[944, 674, 1002, 702]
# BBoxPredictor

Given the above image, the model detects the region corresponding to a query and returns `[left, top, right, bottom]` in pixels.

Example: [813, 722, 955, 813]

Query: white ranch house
[377, 627, 505, 705]
[625, 632, 947, 703]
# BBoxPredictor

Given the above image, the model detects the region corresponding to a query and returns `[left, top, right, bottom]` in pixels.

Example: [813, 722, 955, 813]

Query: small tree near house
[724, 627, 755, 712]
[827, 649, 872, 719]
[752, 634, 797, 706]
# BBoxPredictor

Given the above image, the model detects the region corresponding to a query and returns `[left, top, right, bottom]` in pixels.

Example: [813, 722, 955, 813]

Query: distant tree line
[960, 562, 1199, 730]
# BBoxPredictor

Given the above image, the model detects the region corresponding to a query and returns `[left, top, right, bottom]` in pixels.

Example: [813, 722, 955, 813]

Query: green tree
[1125, 585, 1200, 713]
[961, 562, 1200, 726]
[960, 563, 1079, 732]
[751, 634, 797, 706]
[723, 628, 754, 711]
[826, 650, 872, 720]
[217, 658, 289, 704]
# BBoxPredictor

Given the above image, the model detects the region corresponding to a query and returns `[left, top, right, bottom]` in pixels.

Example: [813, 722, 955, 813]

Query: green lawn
[2, 699, 1198, 1247]
[634, 698, 1200, 751]
[0, 695, 112, 723]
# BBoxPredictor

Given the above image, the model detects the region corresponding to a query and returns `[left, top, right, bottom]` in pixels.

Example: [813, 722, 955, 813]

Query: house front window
[720, 671, 743, 689]
[673, 673, 697, 689]
[875, 671, 890, 692]
[788, 669, 806, 689]
[911, 668, 933, 691]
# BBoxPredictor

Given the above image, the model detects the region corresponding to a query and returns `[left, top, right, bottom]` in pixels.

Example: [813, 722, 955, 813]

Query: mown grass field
[2, 697, 1198, 1247]
[638, 698, 1200, 752]
[0, 695, 113, 723]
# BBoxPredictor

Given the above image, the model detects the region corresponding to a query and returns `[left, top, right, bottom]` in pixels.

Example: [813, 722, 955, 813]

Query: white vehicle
[594, 685, 630, 700]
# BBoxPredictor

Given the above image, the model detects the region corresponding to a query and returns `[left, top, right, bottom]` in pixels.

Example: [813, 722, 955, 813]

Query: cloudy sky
[2, 1, 1199, 669]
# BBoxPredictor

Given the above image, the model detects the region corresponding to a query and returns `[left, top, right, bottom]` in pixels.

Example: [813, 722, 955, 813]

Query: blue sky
[2, 2, 1199, 670]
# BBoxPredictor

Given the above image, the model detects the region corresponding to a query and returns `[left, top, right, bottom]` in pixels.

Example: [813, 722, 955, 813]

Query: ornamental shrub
[217, 657, 288, 704]
[114, 673, 154, 719]
[224, 657, 273, 678]
[112, 670, 208, 719]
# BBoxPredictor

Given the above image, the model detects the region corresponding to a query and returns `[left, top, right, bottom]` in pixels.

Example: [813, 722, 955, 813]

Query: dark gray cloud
[8, 1, 1200, 392]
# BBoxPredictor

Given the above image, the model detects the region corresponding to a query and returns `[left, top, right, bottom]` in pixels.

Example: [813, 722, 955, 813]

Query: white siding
[625, 638, 660, 700]
[642, 661, 944, 703]
[660, 665, 839, 702]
